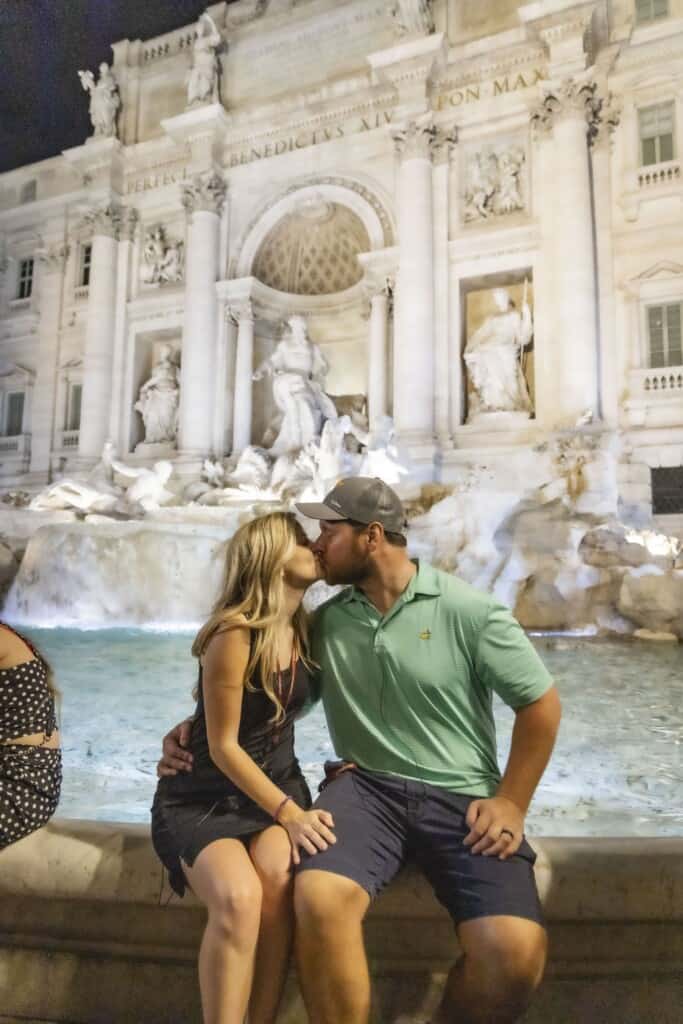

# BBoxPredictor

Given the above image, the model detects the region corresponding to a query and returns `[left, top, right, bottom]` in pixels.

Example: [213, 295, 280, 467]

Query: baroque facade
[0, 0, 682, 526]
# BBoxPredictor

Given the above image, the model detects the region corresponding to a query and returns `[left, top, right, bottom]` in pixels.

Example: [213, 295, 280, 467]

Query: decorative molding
[530, 76, 619, 144]
[230, 300, 255, 324]
[432, 125, 457, 164]
[79, 202, 123, 240]
[229, 176, 395, 278]
[636, 260, 683, 281]
[36, 243, 70, 272]
[181, 172, 227, 215]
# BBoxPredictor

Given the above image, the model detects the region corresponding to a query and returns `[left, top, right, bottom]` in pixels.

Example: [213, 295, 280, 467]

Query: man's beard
[323, 551, 371, 587]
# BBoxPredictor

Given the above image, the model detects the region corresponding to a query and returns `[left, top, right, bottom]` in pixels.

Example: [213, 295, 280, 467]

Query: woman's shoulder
[0, 622, 36, 669]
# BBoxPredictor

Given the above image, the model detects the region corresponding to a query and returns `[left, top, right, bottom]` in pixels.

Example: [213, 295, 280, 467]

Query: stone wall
[0, 820, 681, 1023]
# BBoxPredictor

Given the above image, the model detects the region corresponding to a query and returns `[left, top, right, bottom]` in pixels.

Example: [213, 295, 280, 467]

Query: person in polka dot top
[0, 623, 61, 849]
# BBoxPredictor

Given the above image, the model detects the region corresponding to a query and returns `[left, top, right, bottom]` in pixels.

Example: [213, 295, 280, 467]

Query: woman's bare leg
[182, 839, 263, 1024]
[248, 825, 296, 1024]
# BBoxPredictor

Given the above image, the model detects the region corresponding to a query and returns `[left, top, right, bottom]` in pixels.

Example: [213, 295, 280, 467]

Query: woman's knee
[206, 875, 263, 943]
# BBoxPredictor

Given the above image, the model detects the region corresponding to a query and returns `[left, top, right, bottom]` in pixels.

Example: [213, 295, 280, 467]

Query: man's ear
[366, 522, 384, 549]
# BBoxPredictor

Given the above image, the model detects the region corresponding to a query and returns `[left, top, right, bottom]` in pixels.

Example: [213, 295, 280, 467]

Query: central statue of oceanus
[253, 315, 338, 455]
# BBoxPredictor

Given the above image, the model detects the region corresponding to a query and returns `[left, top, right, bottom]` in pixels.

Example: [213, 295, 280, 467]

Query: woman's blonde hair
[192, 511, 312, 722]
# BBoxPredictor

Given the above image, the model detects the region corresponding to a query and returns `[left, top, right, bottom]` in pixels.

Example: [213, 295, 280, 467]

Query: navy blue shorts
[296, 767, 543, 927]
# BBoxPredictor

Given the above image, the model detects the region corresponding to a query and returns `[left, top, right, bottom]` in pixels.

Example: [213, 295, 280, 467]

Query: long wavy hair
[192, 511, 313, 723]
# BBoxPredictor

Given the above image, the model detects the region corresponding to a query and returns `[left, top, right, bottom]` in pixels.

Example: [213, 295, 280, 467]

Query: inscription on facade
[125, 166, 189, 195]
[228, 110, 394, 169]
[435, 68, 545, 110]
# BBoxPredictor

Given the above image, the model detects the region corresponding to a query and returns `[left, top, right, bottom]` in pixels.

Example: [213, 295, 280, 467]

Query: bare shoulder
[202, 617, 251, 682]
[0, 625, 34, 668]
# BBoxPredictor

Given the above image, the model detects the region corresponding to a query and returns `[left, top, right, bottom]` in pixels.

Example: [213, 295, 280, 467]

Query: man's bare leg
[294, 869, 371, 1024]
[433, 916, 547, 1024]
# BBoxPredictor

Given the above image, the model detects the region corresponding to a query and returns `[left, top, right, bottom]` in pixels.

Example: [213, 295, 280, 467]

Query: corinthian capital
[80, 202, 123, 239]
[390, 0, 435, 37]
[120, 207, 139, 242]
[181, 172, 227, 215]
[392, 119, 438, 161]
[530, 76, 602, 140]
[36, 243, 70, 272]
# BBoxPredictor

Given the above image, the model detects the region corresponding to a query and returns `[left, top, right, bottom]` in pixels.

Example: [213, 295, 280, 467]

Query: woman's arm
[203, 627, 335, 862]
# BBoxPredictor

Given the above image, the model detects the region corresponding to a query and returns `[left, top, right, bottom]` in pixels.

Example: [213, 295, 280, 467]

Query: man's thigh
[410, 789, 544, 927]
[295, 768, 408, 900]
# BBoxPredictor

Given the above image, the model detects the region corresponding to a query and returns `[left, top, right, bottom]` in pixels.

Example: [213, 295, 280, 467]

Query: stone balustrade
[0, 820, 681, 1023]
[637, 160, 681, 189]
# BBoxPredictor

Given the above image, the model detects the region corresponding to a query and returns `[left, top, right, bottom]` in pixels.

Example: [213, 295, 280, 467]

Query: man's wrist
[494, 790, 528, 815]
[276, 798, 304, 825]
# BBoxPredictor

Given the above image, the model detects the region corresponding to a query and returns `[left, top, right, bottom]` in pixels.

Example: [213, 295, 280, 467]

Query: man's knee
[294, 869, 369, 933]
[461, 917, 547, 1000]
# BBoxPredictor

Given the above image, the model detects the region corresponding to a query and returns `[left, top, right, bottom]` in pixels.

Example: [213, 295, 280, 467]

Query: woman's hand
[278, 805, 336, 866]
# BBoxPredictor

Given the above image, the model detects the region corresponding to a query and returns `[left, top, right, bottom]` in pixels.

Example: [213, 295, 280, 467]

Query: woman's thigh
[249, 825, 293, 890]
[182, 838, 262, 915]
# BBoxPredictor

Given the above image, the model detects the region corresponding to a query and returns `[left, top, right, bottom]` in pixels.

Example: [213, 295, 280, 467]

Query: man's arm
[464, 686, 561, 860]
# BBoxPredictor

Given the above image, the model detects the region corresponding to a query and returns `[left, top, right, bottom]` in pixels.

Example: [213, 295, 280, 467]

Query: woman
[0, 623, 61, 849]
[151, 511, 334, 1024]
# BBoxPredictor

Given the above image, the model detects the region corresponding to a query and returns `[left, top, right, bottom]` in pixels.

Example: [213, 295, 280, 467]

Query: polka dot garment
[0, 629, 62, 849]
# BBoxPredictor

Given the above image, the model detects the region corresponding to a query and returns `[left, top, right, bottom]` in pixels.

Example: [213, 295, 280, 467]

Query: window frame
[638, 100, 676, 167]
[635, 0, 669, 25]
[79, 243, 92, 289]
[17, 257, 34, 300]
[3, 390, 25, 438]
[645, 301, 683, 368]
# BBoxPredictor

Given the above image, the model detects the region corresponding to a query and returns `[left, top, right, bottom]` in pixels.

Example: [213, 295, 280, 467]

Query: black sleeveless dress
[152, 657, 313, 896]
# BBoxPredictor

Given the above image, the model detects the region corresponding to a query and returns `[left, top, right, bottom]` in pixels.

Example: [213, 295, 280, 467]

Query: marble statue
[110, 459, 176, 512]
[134, 345, 180, 446]
[464, 145, 525, 222]
[77, 63, 120, 138]
[390, 0, 434, 35]
[464, 285, 533, 420]
[29, 480, 119, 515]
[187, 12, 222, 107]
[253, 315, 338, 455]
[140, 226, 184, 286]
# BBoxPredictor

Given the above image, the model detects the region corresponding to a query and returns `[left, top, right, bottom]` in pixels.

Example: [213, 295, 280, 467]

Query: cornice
[435, 45, 547, 93]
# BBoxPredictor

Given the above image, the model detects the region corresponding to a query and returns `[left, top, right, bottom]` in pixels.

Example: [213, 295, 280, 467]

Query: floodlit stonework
[1, 0, 683, 523]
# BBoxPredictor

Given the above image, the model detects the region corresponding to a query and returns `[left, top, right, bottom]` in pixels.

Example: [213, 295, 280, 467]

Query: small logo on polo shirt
[419, 629, 432, 640]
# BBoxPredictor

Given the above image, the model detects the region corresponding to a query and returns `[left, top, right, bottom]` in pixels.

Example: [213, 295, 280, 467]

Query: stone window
[79, 244, 92, 288]
[647, 302, 682, 367]
[639, 102, 675, 166]
[67, 383, 82, 431]
[635, 0, 668, 24]
[651, 466, 683, 514]
[4, 392, 25, 437]
[17, 257, 34, 299]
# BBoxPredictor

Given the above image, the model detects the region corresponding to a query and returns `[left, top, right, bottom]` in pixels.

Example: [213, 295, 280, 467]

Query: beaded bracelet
[274, 794, 293, 822]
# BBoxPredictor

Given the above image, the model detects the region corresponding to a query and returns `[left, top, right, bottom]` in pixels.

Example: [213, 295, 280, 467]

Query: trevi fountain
[0, 1, 681, 1021]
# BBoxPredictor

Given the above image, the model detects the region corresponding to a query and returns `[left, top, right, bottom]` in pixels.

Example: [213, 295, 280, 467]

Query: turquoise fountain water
[20, 627, 682, 837]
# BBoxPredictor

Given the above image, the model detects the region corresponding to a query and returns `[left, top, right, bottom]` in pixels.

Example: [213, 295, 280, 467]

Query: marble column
[109, 208, 138, 452]
[433, 128, 456, 441]
[177, 172, 226, 455]
[232, 301, 255, 454]
[391, 120, 436, 444]
[532, 79, 600, 426]
[29, 243, 69, 477]
[78, 204, 121, 459]
[213, 308, 237, 456]
[366, 281, 391, 429]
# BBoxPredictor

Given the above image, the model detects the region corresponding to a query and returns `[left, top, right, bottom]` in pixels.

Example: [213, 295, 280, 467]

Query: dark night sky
[0, 0, 237, 174]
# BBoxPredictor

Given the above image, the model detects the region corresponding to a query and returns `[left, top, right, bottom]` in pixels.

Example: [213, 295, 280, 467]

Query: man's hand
[156, 719, 194, 777]
[463, 796, 525, 860]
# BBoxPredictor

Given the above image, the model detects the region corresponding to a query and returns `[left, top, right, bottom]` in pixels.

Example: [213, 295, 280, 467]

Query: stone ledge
[0, 820, 681, 1023]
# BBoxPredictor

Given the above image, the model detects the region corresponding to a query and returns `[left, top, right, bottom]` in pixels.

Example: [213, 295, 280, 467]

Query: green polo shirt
[311, 561, 553, 796]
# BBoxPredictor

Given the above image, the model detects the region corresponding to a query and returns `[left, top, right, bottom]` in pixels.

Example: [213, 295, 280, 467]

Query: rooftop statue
[77, 63, 120, 139]
[187, 12, 222, 107]
[464, 284, 533, 421]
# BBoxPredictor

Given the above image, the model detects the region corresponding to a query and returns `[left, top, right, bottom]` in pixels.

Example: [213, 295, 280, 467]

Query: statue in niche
[464, 284, 533, 421]
[463, 145, 525, 222]
[253, 315, 338, 455]
[141, 225, 185, 285]
[187, 12, 222, 107]
[134, 344, 180, 445]
[390, 0, 435, 36]
[77, 63, 120, 138]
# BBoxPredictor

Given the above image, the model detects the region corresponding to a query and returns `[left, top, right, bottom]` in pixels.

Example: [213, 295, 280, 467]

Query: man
[160, 477, 561, 1024]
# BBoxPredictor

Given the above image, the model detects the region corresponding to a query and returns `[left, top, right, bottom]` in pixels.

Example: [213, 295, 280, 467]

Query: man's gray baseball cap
[296, 477, 407, 533]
